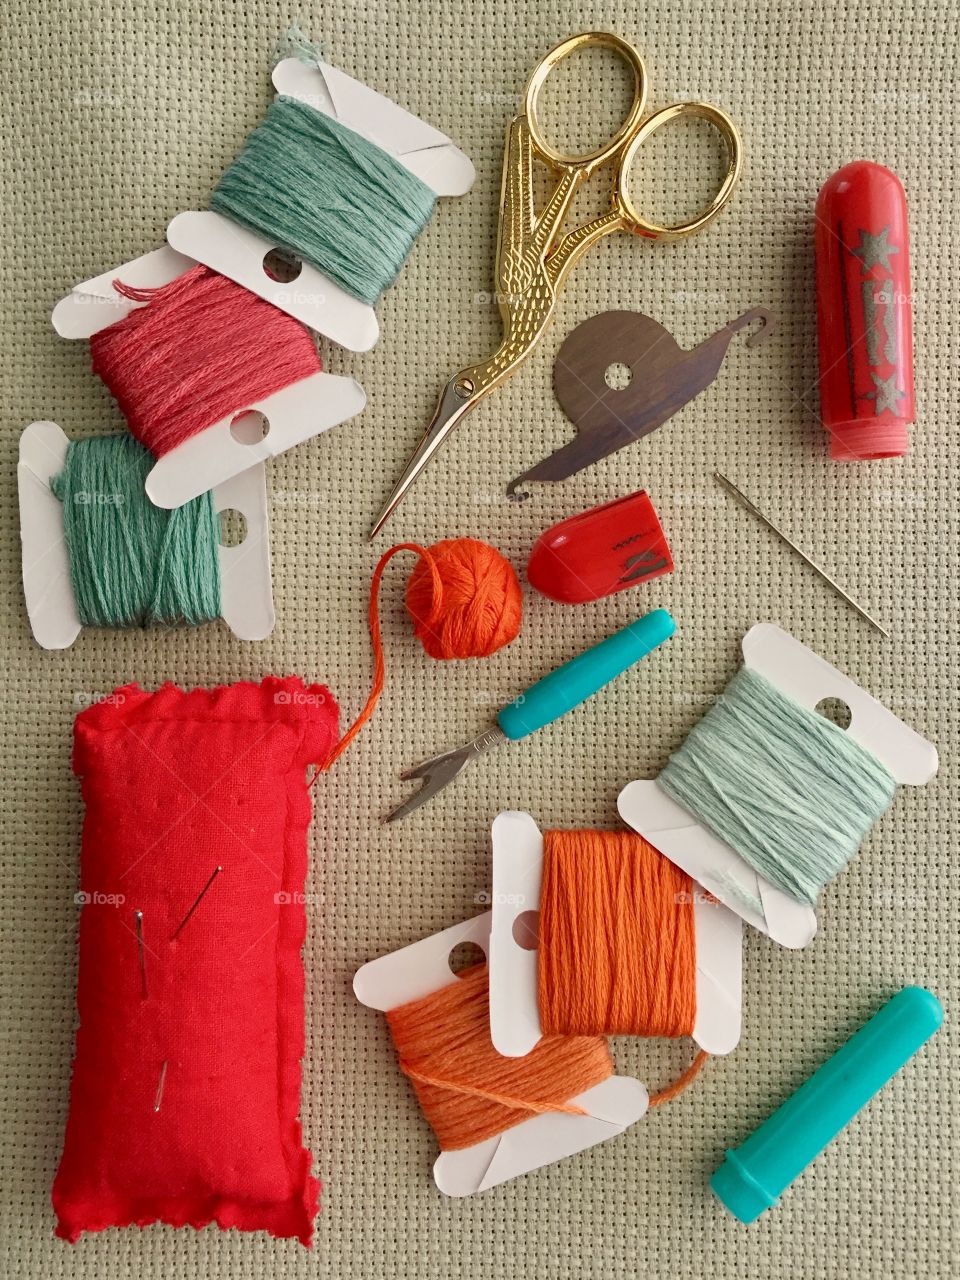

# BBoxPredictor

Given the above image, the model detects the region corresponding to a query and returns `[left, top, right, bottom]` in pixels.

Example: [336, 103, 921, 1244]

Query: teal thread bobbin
[658, 665, 897, 905]
[51, 435, 222, 629]
[211, 96, 437, 306]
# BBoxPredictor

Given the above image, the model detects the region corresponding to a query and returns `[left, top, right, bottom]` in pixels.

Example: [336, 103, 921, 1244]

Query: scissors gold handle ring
[616, 101, 743, 241]
[523, 31, 648, 172]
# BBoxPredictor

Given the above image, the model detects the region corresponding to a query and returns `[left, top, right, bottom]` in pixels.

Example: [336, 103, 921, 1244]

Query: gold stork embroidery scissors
[370, 30, 744, 538]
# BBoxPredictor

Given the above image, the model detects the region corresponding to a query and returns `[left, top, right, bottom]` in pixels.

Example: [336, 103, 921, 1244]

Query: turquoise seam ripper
[387, 607, 675, 822]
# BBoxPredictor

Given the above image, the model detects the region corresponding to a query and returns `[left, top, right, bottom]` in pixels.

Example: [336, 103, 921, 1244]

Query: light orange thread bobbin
[386, 965, 612, 1151]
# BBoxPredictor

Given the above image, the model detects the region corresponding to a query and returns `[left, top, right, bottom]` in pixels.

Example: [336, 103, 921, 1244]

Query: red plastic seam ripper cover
[52, 677, 339, 1246]
[527, 490, 673, 604]
[815, 161, 914, 460]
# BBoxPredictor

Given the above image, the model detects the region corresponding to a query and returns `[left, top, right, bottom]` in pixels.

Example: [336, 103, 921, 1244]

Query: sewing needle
[170, 866, 222, 941]
[134, 910, 148, 999]
[714, 472, 889, 638]
[153, 1060, 168, 1113]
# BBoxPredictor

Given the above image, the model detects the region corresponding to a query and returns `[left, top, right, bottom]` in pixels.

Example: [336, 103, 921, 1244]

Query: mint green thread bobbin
[712, 987, 943, 1223]
[658, 665, 897, 906]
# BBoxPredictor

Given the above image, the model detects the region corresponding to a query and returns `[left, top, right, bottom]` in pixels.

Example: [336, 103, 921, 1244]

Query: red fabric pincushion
[52, 677, 339, 1246]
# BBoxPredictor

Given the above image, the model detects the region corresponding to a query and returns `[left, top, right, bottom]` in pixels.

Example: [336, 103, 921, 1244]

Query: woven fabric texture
[1, 1, 957, 1277]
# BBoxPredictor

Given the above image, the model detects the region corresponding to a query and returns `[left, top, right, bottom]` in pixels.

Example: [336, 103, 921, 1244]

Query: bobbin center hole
[512, 910, 539, 950]
[230, 411, 270, 445]
[218, 508, 248, 548]
[604, 362, 633, 390]
[815, 696, 852, 730]
[448, 940, 486, 977]
[261, 247, 302, 283]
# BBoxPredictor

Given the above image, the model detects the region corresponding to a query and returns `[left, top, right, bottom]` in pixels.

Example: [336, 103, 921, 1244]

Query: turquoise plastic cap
[712, 987, 943, 1224]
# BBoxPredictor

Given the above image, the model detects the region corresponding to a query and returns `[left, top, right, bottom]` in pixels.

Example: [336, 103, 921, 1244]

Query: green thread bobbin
[658, 665, 897, 906]
[211, 96, 437, 306]
[51, 435, 222, 629]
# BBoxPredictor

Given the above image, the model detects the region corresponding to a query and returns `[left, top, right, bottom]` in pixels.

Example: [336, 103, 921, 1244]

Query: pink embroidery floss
[89, 264, 323, 456]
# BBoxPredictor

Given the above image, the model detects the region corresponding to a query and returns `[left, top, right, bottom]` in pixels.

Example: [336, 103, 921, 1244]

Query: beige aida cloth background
[2, 0, 958, 1276]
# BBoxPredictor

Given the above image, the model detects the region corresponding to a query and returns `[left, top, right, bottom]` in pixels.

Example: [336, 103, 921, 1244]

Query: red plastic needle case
[815, 160, 914, 460]
[527, 491, 673, 605]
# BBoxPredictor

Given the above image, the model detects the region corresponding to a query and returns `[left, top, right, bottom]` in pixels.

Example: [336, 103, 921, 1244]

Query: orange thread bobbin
[537, 829, 709, 1105]
[386, 964, 612, 1151]
[383, 837, 711, 1153]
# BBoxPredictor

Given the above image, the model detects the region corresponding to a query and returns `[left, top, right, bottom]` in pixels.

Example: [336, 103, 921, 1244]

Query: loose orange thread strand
[319, 543, 427, 773]
[648, 1050, 710, 1106]
[316, 539, 521, 779]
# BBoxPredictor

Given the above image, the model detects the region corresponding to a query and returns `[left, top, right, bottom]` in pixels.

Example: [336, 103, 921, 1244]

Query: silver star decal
[852, 226, 900, 272]
[865, 371, 906, 416]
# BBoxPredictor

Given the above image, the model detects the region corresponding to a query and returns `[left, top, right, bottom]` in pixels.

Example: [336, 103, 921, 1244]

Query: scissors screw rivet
[454, 379, 474, 398]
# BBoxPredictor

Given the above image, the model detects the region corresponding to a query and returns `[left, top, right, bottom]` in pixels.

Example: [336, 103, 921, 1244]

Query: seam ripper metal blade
[386, 608, 675, 822]
[369, 30, 743, 538]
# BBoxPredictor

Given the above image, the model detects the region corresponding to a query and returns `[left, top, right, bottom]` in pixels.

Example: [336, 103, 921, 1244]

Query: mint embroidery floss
[210, 96, 437, 305]
[658, 666, 897, 906]
[51, 435, 222, 628]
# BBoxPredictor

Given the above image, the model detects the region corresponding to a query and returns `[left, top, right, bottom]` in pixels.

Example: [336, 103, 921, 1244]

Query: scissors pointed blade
[369, 377, 477, 540]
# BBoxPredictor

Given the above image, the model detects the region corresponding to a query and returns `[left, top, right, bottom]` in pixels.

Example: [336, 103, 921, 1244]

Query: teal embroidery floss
[210, 96, 437, 305]
[51, 435, 222, 628]
[658, 666, 897, 906]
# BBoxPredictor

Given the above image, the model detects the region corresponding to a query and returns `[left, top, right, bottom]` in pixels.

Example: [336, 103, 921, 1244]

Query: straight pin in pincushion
[711, 986, 943, 1223]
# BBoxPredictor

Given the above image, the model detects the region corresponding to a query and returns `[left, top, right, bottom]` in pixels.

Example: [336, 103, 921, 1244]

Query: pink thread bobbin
[90, 264, 323, 456]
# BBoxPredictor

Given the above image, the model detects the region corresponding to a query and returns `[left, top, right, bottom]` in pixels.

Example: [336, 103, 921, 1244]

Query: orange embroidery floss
[323, 539, 521, 770]
[537, 829, 709, 1104]
[385, 965, 612, 1150]
[381, 838, 711, 1153]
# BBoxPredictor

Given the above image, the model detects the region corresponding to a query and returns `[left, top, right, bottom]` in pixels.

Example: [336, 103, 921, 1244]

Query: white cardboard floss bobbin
[18, 421, 275, 649]
[167, 55, 477, 348]
[353, 913, 648, 1197]
[618, 623, 939, 949]
[488, 811, 742, 1059]
[51, 245, 366, 509]
[51, 245, 196, 339]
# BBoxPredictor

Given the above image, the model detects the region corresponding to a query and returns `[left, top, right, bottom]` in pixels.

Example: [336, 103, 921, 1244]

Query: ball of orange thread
[320, 537, 522, 770]
[405, 538, 522, 660]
